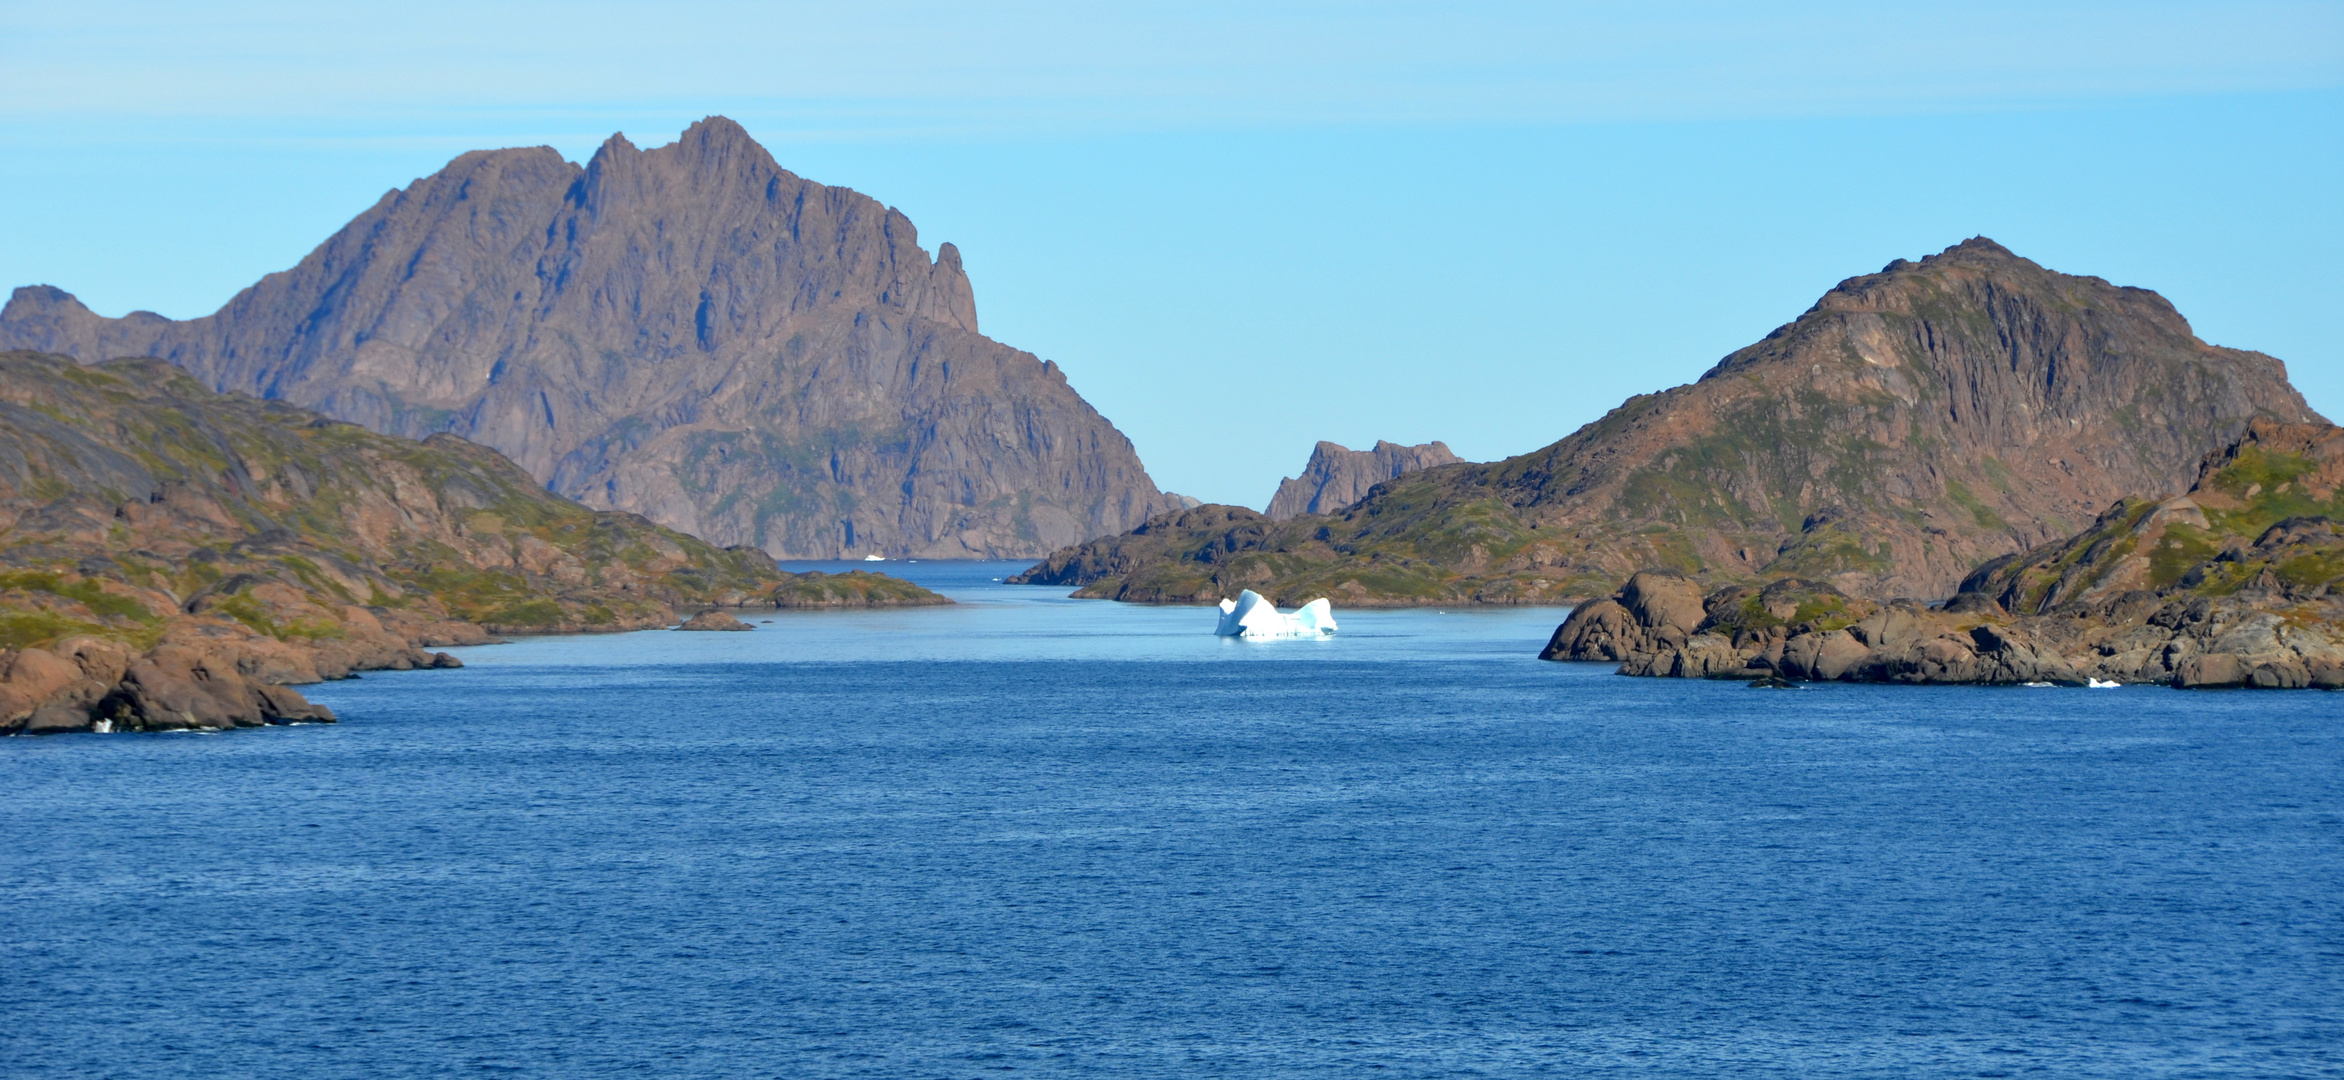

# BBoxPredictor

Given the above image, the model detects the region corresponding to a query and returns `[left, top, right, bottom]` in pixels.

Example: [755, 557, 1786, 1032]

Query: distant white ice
[1214, 590, 1337, 638]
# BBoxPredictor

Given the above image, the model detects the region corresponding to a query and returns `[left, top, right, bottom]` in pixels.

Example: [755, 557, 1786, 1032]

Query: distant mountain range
[0, 117, 1176, 559]
[1016, 240, 2324, 605]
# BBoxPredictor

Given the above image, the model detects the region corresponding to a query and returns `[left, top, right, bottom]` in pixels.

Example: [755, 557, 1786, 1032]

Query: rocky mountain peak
[1266, 439, 1463, 520]
[0, 120, 1167, 558]
[1018, 240, 2322, 606]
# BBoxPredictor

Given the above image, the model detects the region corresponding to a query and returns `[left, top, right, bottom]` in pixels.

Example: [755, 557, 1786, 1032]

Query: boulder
[1540, 573, 1709, 664]
[1776, 629, 1871, 681]
[1620, 572, 1707, 636]
[97, 644, 334, 731]
[1540, 599, 1641, 661]
[2175, 652, 2312, 689]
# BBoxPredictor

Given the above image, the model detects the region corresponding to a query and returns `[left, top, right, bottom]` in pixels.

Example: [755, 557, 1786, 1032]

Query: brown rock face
[1541, 420, 2344, 689]
[0, 117, 1175, 558]
[1020, 239, 2325, 605]
[1266, 440, 1462, 520]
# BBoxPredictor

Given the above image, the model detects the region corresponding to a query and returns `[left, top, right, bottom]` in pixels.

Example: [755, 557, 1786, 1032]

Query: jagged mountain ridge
[1266, 440, 1461, 520]
[0, 117, 1176, 558]
[1015, 240, 2323, 605]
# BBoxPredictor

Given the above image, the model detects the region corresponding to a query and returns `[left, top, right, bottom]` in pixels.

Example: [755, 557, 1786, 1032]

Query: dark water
[4, 563, 2339, 1077]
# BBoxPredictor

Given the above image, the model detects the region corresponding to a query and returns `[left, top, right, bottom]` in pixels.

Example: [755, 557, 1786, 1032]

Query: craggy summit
[0, 117, 1176, 559]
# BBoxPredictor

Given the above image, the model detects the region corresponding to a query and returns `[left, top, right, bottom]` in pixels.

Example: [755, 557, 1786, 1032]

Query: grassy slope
[0, 351, 784, 648]
[1965, 422, 2344, 614]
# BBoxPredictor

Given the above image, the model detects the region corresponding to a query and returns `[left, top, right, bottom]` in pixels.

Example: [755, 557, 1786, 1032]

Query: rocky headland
[0, 350, 788, 733]
[1541, 420, 2344, 688]
[1014, 240, 2321, 607]
[1266, 440, 1461, 520]
[769, 569, 952, 609]
[0, 117, 1178, 559]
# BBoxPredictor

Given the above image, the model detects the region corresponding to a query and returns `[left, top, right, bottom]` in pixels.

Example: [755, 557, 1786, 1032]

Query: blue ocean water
[3, 561, 2339, 1078]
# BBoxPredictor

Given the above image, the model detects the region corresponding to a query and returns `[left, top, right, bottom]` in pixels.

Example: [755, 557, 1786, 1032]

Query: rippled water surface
[5, 562, 2340, 1077]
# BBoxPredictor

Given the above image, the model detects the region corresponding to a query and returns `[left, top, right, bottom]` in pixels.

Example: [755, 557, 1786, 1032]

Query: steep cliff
[1016, 240, 2322, 605]
[0, 350, 795, 733]
[0, 117, 1176, 558]
[1266, 440, 1462, 520]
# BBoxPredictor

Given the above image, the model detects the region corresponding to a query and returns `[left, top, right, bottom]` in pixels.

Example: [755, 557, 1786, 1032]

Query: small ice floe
[2087, 677, 2121, 688]
[863, 554, 885, 561]
[2021, 681, 2054, 688]
[1214, 589, 1337, 638]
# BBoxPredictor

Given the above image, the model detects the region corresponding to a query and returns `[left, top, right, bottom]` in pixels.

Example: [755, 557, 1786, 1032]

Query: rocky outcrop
[0, 117, 1177, 558]
[677, 611, 753, 631]
[1266, 440, 1462, 520]
[1541, 421, 2344, 689]
[1018, 239, 2323, 606]
[1544, 579, 2341, 689]
[768, 570, 951, 609]
[1006, 505, 1285, 603]
[0, 350, 784, 734]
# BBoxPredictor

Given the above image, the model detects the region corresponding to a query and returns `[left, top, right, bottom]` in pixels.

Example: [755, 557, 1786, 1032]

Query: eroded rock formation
[1266, 440, 1461, 520]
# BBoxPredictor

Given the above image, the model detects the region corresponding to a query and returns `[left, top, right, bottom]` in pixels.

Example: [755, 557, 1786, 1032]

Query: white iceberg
[1214, 590, 1337, 638]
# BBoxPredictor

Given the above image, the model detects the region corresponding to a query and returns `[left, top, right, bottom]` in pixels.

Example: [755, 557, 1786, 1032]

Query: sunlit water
[4, 561, 2339, 1077]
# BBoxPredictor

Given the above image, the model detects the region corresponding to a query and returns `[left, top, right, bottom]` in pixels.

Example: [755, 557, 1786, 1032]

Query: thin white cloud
[3, 1, 2337, 135]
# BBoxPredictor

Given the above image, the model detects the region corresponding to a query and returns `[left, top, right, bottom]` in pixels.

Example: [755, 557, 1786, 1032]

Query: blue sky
[3, 2, 2339, 506]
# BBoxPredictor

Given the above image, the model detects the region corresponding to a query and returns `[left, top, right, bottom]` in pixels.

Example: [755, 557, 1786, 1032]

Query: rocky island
[676, 611, 755, 631]
[1543, 420, 2344, 689]
[1013, 240, 2321, 607]
[769, 569, 952, 609]
[0, 350, 788, 733]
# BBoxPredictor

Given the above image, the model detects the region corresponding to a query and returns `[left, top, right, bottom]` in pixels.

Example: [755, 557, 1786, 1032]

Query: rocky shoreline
[1541, 420, 2344, 690]
[1, 612, 481, 735]
[0, 351, 799, 735]
[1542, 571, 2340, 689]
